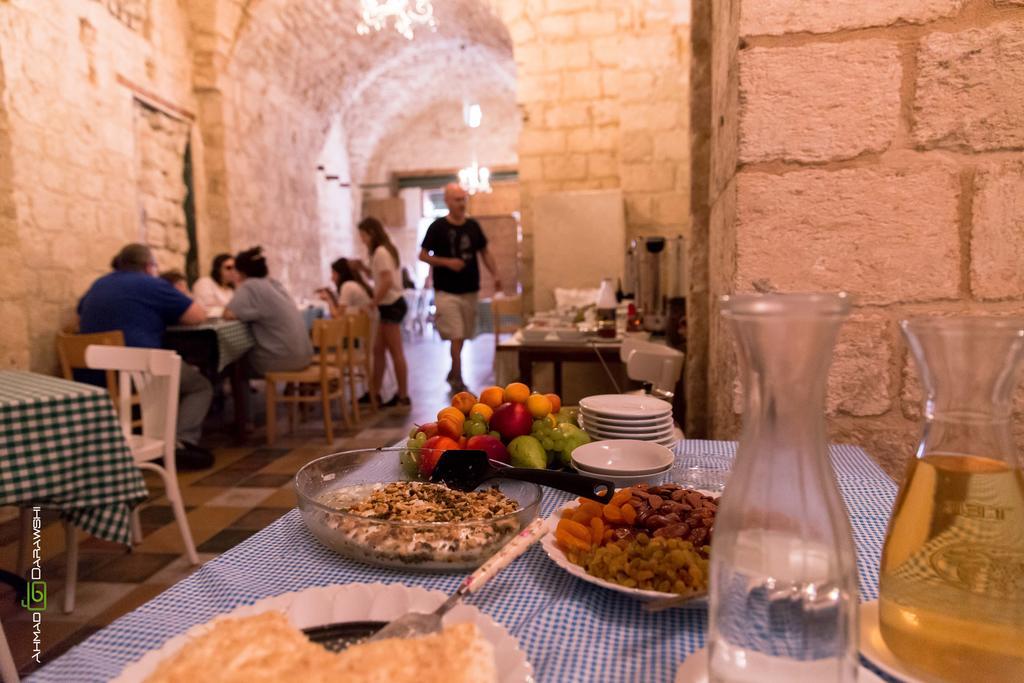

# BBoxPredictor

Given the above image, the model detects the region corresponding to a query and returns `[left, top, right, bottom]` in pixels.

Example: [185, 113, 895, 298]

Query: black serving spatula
[430, 450, 615, 504]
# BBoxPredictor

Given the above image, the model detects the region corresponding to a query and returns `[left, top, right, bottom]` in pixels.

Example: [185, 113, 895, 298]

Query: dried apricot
[571, 509, 593, 525]
[555, 528, 591, 553]
[557, 518, 591, 542]
[621, 502, 637, 525]
[603, 503, 624, 523]
[610, 489, 633, 507]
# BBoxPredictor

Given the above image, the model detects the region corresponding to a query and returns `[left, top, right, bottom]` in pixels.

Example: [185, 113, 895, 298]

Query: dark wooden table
[163, 322, 254, 438]
[496, 336, 626, 396]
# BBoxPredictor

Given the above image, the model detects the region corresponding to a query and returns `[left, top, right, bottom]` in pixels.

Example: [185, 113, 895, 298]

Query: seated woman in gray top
[224, 246, 313, 375]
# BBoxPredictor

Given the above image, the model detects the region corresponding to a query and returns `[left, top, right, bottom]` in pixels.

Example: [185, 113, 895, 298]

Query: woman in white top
[192, 254, 237, 311]
[358, 217, 409, 409]
[317, 257, 373, 317]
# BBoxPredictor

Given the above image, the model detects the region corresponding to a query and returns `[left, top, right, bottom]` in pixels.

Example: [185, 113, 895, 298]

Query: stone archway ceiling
[228, 0, 517, 180]
[344, 44, 516, 180]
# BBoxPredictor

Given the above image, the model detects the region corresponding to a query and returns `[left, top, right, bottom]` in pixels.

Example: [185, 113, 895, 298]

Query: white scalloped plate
[540, 498, 711, 604]
[112, 583, 533, 683]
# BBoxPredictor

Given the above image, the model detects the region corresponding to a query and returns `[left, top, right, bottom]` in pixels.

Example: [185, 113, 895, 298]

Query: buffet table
[28, 441, 897, 683]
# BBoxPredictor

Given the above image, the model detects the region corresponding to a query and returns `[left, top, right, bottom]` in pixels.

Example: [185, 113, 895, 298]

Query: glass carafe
[709, 293, 858, 683]
[879, 317, 1024, 682]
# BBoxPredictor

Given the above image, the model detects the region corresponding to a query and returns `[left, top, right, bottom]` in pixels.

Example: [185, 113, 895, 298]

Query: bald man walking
[419, 183, 501, 392]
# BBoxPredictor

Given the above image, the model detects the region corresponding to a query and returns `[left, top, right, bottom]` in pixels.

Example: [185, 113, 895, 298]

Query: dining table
[496, 332, 636, 397]
[163, 320, 255, 437]
[0, 370, 147, 546]
[27, 440, 898, 683]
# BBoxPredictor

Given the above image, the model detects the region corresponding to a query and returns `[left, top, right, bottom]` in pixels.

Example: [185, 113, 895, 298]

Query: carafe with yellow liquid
[880, 317, 1024, 682]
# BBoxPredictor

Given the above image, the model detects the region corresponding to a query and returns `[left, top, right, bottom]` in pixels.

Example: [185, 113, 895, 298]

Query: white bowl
[570, 439, 675, 475]
[521, 326, 549, 341]
[570, 463, 670, 489]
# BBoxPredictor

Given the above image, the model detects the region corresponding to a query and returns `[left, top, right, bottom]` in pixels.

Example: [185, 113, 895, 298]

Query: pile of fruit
[400, 382, 592, 479]
[554, 484, 716, 595]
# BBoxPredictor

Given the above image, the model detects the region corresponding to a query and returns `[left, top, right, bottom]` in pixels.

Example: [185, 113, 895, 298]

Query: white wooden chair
[39, 346, 200, 613]
[0, 616, 18, 683]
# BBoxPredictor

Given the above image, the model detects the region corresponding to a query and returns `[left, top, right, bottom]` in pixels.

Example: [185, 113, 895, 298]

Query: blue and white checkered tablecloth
[28, 440, 897, 683]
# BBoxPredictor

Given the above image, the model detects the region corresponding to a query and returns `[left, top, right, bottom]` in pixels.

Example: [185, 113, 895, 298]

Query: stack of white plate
[578, 394, 675, 446]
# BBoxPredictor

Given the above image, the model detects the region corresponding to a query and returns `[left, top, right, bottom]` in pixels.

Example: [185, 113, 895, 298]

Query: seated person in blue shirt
[77, 244, 214, 470]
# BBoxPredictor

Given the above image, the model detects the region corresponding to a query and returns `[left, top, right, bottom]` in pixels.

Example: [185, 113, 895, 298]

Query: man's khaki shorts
[434, 291, 478, 341]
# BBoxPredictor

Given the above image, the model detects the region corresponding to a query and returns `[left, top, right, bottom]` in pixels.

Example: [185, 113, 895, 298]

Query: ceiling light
[356, 0, 437, 40]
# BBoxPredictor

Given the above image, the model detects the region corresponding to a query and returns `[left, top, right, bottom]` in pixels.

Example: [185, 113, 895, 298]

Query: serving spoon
[430, 449, 615, 503]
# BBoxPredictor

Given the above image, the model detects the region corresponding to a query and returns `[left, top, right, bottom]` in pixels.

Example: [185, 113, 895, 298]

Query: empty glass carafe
[709, 293, 858, 683]
[879, 317, 1024, 682]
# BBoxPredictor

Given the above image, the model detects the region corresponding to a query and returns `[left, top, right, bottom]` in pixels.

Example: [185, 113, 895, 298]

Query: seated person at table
[160, 270, 190, 295]
[317, 257, 372, 318]
[224, 246, 313, 375]
[192, 253, 237, 310]
[77, 243, 214, 470]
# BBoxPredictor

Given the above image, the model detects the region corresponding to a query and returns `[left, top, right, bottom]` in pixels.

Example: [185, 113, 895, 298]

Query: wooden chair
[31, 345, 200, 614]
[56, 330, 124, 397]
[491, 295, 523, 352]
[344, 311, 377, 422]
[265, 318, 350, 445]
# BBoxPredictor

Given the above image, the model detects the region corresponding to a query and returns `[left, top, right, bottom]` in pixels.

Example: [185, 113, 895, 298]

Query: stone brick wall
[493, 0, 691, 311]
[134, 102, 191, 271]
[700, 0, 1024, 477]
[0, 0, 198, 371]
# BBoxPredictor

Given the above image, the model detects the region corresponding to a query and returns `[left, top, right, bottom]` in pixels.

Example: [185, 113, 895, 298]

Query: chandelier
[458, 162, 492, 195]
[356, 0, 437, 40]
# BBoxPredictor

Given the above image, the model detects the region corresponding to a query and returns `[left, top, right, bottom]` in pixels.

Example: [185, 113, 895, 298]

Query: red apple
[418, 435, 460, 478]
[489, 402, 533, 442]
[465, 435, 509, 464]
[417, 421, 439, 439]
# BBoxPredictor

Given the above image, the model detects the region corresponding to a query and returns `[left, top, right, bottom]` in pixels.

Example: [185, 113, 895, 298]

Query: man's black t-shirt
[421, 217, 488, 294]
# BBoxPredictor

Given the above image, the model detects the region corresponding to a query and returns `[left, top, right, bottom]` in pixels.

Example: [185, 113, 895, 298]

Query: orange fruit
[451, 391, 478, 415]
[527, 393, 553, 418]
[470, 403, 493, 422]
[479, 386, 505, 409]
[545, 393, 562, 415]
[437, 418, 462, 440]
[437, 406, 466, 427]
[504, 382, 530, 404]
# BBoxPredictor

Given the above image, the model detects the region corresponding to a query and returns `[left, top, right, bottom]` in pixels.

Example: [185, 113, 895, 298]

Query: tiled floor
[0, 333, 500, 677]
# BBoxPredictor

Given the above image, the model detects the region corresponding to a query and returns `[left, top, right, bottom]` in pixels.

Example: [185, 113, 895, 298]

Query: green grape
[541, 437, 554, 450]
[552, 435, 566, 449]
[468, 420, 488, 436]
[415, 432, 427, 445]
[489, 431, 501, 439]
[409, 426, 420, 438]
[406, 438, 418, 449]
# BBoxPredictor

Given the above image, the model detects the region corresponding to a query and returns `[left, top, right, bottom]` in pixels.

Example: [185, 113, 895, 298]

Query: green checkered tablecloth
[167, 320, 255, 372]
[0, 371, 148, 545]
